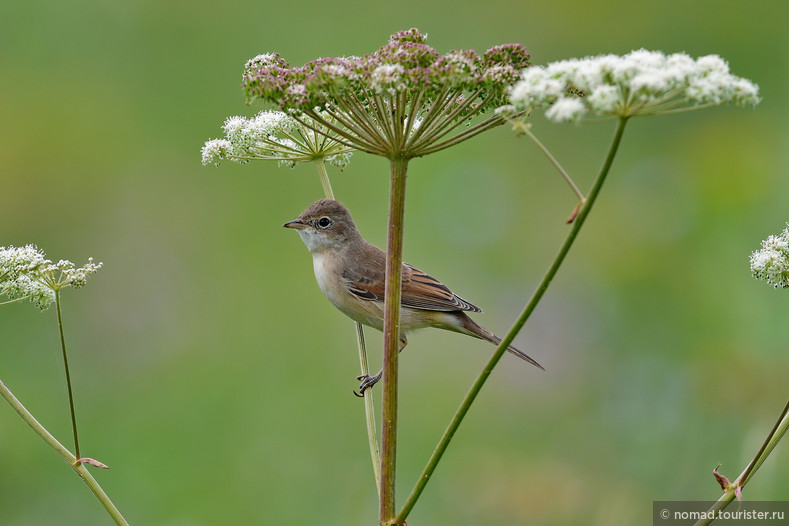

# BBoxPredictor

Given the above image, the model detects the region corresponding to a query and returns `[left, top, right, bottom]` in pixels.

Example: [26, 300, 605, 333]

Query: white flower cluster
[508, 49, 760, 122]
[0, 245, 102, 310]
[750, 224, 789, 289]
[201, 110, 354, 169]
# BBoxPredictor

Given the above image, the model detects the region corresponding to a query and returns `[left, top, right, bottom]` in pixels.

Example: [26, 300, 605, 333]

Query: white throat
[297, 229, 341, 253]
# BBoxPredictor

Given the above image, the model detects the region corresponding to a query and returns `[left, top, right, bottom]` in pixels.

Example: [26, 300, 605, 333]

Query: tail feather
[458, 314, 545, 371]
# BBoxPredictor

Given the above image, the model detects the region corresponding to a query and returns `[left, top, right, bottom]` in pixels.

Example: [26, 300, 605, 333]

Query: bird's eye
[317, 216, 332, 229]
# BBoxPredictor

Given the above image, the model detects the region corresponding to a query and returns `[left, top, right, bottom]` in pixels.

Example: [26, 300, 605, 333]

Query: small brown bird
[284, 199, 543, 393]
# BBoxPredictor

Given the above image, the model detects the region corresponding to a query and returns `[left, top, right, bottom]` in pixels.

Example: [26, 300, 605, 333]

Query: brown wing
[340, 242, 480, 313]
[400, 265, 481, 313]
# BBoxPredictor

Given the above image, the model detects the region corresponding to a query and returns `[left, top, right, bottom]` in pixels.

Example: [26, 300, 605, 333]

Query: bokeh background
[2, 1, 788, 524]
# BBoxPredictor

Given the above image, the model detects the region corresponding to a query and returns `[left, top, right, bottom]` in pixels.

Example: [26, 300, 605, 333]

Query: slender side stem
[55, 290, 81, 460]
[0, 379, 129, 525]
[311, 160, 381, 490]
[520, 125, 585, 204]
[380, 156, 409, 526]
[314, 159, 335, 200]
[693, 398, 789, 526]
[356, 322, 381, 491]
[395, 117, 629, 524]
[0, 297, 28, 306]
[741, 398, 789, 485]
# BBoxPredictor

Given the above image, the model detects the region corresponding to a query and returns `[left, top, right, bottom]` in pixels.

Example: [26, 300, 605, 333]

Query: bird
[283, 198, 543, 393]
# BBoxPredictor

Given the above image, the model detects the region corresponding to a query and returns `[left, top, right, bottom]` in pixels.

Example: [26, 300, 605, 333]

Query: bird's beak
[283, 219, 308, 230]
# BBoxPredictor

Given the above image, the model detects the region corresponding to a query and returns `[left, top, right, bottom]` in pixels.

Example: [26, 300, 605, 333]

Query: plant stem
[356, 322, 381, 491]
[55, 290, 81, 460]
[395, 117, 629, 524]
[0, 378, 129, 525]
[693, 398, 789, 526]
[520, 124, 585, 205]
[740, 398, 789, 486]
[380, 156, 409, 525]
[0, 297, 28, 306]
[311, 159, 381, 490]
[314, 158, 335, 200]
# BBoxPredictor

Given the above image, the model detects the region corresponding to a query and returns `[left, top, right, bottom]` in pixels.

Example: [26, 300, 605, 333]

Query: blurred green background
[1, 1, 788, 524]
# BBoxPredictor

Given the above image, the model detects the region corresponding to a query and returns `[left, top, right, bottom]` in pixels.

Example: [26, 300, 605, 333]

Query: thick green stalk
[55, 290, 81, 460]
[395, 117, 629, 524]
[380, 156, 409, 525]
[0, 379, 129, 525]
[693, 398, 789, 526]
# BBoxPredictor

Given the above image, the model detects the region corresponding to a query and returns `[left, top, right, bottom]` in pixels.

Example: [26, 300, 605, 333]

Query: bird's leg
[354, 335, 407, 397]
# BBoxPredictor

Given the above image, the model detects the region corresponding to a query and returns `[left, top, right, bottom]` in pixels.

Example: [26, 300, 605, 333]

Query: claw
[355, 372, 382, 396]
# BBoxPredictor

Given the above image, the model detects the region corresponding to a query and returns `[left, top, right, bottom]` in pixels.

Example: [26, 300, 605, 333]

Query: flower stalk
[380, 156, 409, 524]
[356, 321, 381, 490]
[313, 158, 335, 200]
[55, 290, 81, 459]
[693, 399, 789, 526]
[1, 246, 102, 461]
[514, 122, 585, 210]
[395, 116, 629, 524]
[0, 379, 128, 525]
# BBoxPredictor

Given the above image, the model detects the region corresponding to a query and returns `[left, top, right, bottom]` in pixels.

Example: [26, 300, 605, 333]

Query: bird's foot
[353, 372, 382, 397]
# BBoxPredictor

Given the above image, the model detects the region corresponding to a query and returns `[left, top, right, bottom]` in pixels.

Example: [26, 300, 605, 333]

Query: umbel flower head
[241, 28, 531, 158]
[0, 245, 102, 310]
[750, 224, 789, 289]
[506, 49, 760, 123]
[201, 110, 353, 169]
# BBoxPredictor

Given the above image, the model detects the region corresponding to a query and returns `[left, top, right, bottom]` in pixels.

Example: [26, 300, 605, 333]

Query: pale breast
[312, 252, 382, 328]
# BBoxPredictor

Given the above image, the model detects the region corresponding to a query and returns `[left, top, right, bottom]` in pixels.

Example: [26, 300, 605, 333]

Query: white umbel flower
[0, 245, 102, 310]
[509, 49, 760, 122]
[750, 224, 789, 289]
[201, 110, 354, 169]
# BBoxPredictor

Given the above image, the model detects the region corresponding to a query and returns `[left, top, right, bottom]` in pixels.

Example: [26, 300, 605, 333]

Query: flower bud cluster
[242, 28, 530, 114]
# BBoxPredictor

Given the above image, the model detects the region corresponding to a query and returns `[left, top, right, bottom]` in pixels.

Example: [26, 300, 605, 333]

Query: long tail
[459, 314, 545, 371]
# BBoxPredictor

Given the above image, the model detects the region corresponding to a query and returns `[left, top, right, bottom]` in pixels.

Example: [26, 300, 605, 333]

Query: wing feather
[341, 253, 481, 313]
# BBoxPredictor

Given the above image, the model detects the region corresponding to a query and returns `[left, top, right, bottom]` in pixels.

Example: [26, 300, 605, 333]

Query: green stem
[520, 124, 585, 204]
[380, 156, 409, 526]
[55, 290, 81, 460]
[693, 398, 789, 526]
[0, 378, 129, 525]
[311, 159, 381, 490]
[740, 398, 789, 486]
[395, 117, 629, 524]
[356, 322, 381, 490]
[0, 297, 28, 306]
[314, 159, 335, 200]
